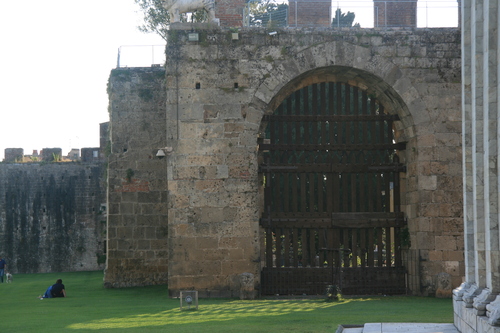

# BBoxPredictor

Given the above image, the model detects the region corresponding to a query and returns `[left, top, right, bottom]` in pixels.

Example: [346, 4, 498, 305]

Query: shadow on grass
[67, 299, 347, 330]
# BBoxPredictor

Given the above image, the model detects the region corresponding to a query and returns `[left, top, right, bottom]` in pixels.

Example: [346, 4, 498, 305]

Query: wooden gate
[259, 82, 407, 296]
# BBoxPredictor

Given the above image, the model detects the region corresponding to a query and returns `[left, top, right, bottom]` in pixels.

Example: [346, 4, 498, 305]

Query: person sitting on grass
[39, 279, 66, 299]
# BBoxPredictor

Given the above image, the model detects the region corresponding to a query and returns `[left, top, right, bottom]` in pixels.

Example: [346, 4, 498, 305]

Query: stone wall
[105, 67, 169, 287]
[107, 27, 463, 297]
[0, 163, 106, 273]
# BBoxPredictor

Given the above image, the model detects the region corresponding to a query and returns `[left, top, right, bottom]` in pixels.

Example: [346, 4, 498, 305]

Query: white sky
[0, 0, 165, 160]
[0, 0, 458, 161]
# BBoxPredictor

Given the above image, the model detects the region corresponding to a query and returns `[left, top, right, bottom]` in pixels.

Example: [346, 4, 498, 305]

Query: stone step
[339, 327, 363, 333]
[337, 323, 459, 333]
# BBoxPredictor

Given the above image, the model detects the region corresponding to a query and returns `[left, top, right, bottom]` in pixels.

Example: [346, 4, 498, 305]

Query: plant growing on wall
[245, 0, 289, 28]
[126, 168, 135, 183]
[135, 0, 210, 41]
[331, 8, 360, 28]
[52, 153, 61, 162]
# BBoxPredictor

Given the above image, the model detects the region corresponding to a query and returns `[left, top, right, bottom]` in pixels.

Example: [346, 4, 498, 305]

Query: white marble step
[338, 323, 459, 333]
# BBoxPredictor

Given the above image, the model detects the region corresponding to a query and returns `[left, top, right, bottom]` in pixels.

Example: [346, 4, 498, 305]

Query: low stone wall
[454, 297, 500, 333]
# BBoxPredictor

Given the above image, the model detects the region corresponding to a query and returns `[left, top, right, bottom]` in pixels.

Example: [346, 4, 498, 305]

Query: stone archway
[249, 34, 461, 294]
[107, 28, 461, 297]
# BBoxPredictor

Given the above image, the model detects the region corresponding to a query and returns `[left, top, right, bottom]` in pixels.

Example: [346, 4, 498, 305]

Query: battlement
[2, 122, 109, 163]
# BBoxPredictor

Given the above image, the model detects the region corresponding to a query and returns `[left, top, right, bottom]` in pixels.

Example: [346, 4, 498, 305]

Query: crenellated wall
[0, 163, 106, 273]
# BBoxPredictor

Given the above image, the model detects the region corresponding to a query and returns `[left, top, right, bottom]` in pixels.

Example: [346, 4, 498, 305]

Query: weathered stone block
[435, 236, 458, 251]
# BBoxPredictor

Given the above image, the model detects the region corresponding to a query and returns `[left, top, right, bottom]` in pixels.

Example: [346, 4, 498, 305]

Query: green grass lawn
[0, 271, 453, 332]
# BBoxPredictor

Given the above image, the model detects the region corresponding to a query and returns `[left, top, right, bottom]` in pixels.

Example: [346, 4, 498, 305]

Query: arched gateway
[259, 81, 406, 295]
[106, 28, 462, 298]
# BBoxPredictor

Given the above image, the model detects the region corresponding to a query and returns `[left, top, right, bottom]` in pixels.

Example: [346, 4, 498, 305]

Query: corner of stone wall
[105, 66, 169, 288]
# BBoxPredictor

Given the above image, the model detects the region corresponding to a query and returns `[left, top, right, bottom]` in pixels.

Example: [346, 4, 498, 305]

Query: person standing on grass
[0, 256, 6, 283]
[40, 279, 66, 298]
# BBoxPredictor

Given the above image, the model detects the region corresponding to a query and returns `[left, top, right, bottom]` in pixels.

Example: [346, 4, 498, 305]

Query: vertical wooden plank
[379, 105, 385, 146]
[359, 166, 366, 212]
[337, 83, 343, 115]
[367, 228, 374, 267]
[284, 228, 291, 267]
[353, 89, 360, 140]
[300, 173, 307, 214]
[318, 172, 324, 214]
[386, 226, 392, 267]
[370, 96, 377, 144]
[327, 171, 334, 214]
[283, 172, 290, 213]
[278, 105, 285, 145]
[343, 229, 350, 267]
[312, 84, 319, 146]
[287, 94, 293, 144]
[274, 173, 282, 213]
[276, 228, 283, 268]
[342, 163, 349, 213]
[303, 87, 310, 144]
[312, 83, 318, 114]
[362, 90, 368, 144]
[270, 111, 276, 144]
[370, 173, 377, 212]
[393, 154, 401, 213]
[327, 228, 334, 267]
[351, 160, 357, 213]
[360, 229, 366, 267]
[377, 227, 384, 267]
[264, 168, 272, 214]
[345, 86, 351, 146]
[394, 227, 402, 267]
[269, 172, 275, 213]
[310, 228, 316, 267]
[295, 89, 302, 146]
[329, 82, 334, 115]
[290, 172, 299, 213]
[353, 86, 359, 116]
[292, 157, 298, 213]
[352, 229, 358, 268]
[293, 227, 299, 267]
[319, 228, 327, 267]
[266, 228, 273, 267]
[333, 228, 341, 267]
[333, 170, 341, 213]
[369, 98, 382, 164]
[309, 173, 315, 213]
[385, 171, 391, 213]
[302, 228, 309, 267]
[376, 173, 382, 212]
